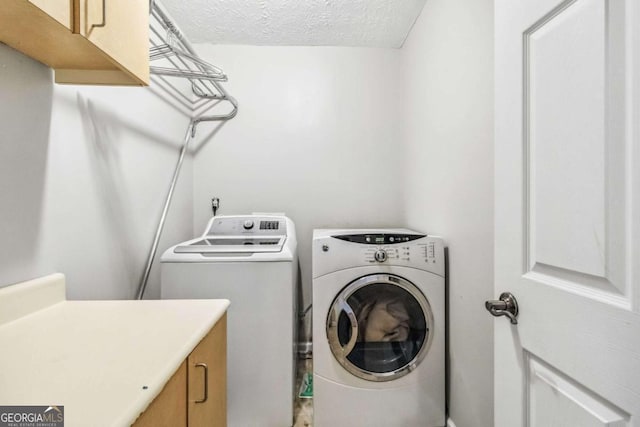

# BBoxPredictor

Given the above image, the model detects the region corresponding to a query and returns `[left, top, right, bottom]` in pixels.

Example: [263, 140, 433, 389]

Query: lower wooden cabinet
[133, 362, 188, 427]
[188, 315, 227, 427]
[133, 314, 227, 427]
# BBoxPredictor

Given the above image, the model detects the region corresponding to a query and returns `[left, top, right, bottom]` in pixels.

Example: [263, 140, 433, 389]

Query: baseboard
[447, 419, 457, 427]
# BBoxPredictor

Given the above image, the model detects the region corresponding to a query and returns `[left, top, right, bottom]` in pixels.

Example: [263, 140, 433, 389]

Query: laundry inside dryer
[336, 282, 428, 373]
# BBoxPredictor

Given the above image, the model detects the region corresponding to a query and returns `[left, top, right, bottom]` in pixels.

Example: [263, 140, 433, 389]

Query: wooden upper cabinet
[0, 0, 149, 86]
[28, 0, 72, 29]
[79, 0, 149, 81]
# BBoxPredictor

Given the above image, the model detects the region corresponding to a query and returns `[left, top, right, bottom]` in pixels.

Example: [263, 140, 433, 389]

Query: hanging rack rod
[149, 45, 227, 80]
[150, 46, 225, 77]
[149, 44, 220, 71]
[149, 66, 227, 81]
[149, 25, 217, 98]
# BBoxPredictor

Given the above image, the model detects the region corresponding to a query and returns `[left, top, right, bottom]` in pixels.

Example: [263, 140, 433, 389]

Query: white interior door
[494, 0, 640, 426]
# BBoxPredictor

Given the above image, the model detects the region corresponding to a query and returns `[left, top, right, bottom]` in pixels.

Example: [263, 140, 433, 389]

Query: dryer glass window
[327, 274, 434, 382]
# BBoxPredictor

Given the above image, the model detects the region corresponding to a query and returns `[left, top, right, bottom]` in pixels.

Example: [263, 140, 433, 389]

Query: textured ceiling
[159, 0, 427, 48]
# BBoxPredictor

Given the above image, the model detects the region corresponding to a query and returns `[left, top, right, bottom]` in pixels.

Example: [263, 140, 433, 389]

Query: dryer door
[326, 273, 434, 382]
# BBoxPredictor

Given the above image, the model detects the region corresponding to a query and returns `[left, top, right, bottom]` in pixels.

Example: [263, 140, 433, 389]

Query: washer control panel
[206, 216, 286, 236]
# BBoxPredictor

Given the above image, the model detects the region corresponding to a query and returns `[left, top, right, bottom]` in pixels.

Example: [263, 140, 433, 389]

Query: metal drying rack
[148, 0, 238, 125]
[136, 0, 238, 299]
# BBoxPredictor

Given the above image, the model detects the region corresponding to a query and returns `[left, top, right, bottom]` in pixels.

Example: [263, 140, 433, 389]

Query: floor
[293, 356, 313, 427]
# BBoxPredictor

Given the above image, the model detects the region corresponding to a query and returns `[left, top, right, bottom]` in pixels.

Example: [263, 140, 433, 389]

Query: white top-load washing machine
[312, 229, 445, 427]
[161, 215, 298, 427]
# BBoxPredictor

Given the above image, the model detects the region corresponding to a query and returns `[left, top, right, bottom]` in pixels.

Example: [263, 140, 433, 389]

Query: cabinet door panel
[78, 0, 149, 84]
[133, 361, 187, 427]
[29, 0, 72, 30]
[188, 315, 227, 427]
[0, 0, 147, 85]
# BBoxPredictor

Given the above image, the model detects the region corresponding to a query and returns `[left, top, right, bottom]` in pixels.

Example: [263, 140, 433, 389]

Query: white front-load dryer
[312, 229, 445, 427]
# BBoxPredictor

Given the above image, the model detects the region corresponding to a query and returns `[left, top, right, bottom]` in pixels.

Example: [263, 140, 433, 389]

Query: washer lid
[174, 235, 286, 254]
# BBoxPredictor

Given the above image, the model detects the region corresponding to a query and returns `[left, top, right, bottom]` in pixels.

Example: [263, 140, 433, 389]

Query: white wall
[0, 5, 494, 422]
[0, 44, 194, 300]
[194, 31, 495, 425]
[191, 45, 405, 331]
[401, 1, 494, 426]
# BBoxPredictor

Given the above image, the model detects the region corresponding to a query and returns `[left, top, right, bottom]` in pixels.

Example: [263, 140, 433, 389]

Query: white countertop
[0, 274, 229, 426]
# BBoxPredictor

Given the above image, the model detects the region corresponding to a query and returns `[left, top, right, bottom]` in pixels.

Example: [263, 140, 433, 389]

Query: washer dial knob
[374, 250, 388, 262]
[243, 220, 254, 230]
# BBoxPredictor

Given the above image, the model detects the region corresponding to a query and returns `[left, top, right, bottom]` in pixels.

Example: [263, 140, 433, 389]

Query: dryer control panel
[332, 233, 436, 264]
[362, 241, 439, 265]
[313, 230, 445, 278]
[332, 233, 425, 245]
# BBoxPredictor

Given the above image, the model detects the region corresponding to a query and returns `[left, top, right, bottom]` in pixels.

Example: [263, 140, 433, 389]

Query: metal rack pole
[136, 121, 194, 300]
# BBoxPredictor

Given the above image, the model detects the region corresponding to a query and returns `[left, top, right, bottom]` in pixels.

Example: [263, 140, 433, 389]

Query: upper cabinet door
[76, 0, 149, 84]
[0, 0, 149, 85]
[28, 0, 72, 29]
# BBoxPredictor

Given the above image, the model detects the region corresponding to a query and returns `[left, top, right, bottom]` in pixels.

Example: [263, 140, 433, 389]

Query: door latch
[485, 292, 519, 324]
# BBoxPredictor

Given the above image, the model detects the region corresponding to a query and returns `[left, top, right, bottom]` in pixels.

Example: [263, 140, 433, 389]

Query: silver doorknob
[485, 292, 519, 324]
